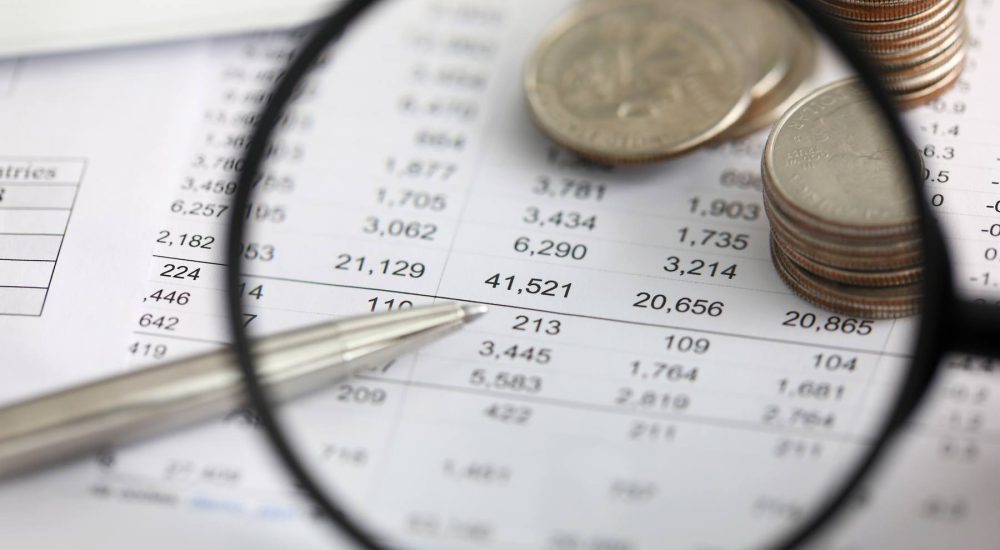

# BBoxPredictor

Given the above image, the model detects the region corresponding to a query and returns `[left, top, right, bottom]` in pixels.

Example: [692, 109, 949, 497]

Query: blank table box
[0, 185, 76, 208]
[0, 259, 55, 287]
[0, 235, 62, 261]
[0, 210, 70, 234]
[0, 286, 46, 315]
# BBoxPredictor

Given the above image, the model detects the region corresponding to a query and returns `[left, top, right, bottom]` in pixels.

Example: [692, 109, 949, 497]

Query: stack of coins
[815, 0, 967, 108]
[523, 0, 816, 164]
[763, 78, 922, 319]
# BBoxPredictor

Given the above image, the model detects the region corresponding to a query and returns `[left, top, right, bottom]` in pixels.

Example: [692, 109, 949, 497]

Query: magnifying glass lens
[231, 0, 969, 548]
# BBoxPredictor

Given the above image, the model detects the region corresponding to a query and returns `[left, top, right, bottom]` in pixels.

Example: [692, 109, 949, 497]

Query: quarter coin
[524, 0, 752, 164]
[762, 79, 918, 239]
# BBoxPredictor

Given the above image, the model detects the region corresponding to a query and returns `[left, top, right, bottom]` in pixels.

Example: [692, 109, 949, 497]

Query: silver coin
[763, 190, 922, 269]
[524, 0, 752, 164]
[719, 0, 794, 99]
[770, 238, 921, 319]
[718, 1, 816, 139]
[772, 230, 923, 287]
[762, 78, 918, 237]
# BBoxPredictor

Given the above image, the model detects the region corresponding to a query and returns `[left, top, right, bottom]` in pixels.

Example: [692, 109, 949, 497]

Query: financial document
[1, 1, 999, 548]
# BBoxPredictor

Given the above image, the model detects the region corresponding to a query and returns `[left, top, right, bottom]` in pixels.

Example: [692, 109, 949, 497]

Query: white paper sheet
[0, 0, 337, 58]
[1, 1, 999, 548]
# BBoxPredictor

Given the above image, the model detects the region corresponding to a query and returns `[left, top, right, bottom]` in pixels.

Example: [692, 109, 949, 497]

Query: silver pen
[0, 302, 487, 479]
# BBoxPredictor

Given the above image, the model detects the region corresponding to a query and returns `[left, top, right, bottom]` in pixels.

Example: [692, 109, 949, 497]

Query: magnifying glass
[227, 0, 998, 548]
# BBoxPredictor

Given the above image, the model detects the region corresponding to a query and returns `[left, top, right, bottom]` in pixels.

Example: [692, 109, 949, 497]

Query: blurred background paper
[0, 0, 338, 58]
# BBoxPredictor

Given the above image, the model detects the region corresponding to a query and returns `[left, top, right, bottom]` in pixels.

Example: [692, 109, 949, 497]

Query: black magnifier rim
[225, 1, 954, 549]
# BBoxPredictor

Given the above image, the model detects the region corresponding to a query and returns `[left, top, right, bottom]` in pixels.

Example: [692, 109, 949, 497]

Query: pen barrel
[0, 304, 471, 479]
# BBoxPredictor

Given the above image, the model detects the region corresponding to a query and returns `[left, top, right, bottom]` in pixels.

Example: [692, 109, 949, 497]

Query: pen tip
[461, 303, 489, 322]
